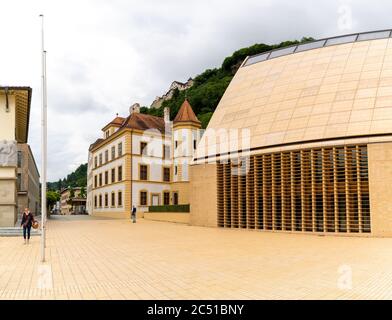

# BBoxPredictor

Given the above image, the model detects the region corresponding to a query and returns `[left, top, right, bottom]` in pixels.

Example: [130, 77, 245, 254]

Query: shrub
[148, 204, 190, 213]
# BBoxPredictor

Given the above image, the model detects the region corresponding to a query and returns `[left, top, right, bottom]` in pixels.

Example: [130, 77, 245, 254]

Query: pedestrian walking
[21, 208, 35, 244]
[131, 205, 136, 223]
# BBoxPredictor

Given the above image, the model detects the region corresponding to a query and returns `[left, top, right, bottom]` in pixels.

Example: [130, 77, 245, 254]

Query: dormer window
[105, 130, 109, 138]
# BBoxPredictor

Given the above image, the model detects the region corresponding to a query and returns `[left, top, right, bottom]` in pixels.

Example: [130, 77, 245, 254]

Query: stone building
[0, 86, 38, 227]
[150, 79, 194, 109]
[16, 143, 40, 217]
[60, 187, 86, 215]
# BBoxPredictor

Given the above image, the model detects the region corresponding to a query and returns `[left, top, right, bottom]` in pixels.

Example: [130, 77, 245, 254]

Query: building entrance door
[152, 195, 159, 206]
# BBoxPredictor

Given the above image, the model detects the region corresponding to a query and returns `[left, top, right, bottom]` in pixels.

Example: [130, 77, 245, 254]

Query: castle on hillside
[150, 78, 194, 109]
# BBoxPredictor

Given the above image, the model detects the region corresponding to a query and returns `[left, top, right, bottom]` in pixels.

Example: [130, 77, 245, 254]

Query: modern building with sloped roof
[190, 30, 392, 237]
[86, 100, 201, 218]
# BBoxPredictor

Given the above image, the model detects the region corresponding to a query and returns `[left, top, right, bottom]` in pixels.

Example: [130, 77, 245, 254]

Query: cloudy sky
[1, 0, 391, 181]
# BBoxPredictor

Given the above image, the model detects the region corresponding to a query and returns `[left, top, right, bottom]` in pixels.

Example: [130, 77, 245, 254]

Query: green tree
[46, 190, 60, 209]
[47, 163, 88, 191]
[69, 187, 75, 199]
[80, 186, 86, 198]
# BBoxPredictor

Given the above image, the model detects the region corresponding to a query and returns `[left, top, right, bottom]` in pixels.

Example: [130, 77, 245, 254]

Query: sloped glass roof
[243, 29, 392, 67]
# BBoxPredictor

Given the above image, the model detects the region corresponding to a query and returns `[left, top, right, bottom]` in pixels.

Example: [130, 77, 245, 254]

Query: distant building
[60, 187, 86, 215]
[0, 86, 39, 227]
[16, 143, 40, 217]
[150, 79, 194, 109]
[87, 99, 201, 218]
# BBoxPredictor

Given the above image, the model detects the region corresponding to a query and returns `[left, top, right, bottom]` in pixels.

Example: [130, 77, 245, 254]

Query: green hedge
[148, 204, 190, 213]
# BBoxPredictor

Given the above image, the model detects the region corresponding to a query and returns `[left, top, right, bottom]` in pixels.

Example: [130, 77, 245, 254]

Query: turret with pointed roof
[173, 99, 201, 129]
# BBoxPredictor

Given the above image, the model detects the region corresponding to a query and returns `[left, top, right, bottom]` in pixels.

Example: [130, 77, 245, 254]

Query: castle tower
[171, 99, 201, 205]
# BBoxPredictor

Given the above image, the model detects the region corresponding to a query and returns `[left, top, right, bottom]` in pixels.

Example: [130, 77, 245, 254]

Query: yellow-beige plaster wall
[189, 163, 217, 227]
[369, 142, 392, 236]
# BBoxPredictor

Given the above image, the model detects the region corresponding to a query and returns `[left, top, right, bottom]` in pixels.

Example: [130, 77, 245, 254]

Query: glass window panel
[325, 35, 357, 46]
[269, 46, 296, 58]
[244, 53, 270, 66]
[357, 31, 391, 41]
[295, 40, 326, 52]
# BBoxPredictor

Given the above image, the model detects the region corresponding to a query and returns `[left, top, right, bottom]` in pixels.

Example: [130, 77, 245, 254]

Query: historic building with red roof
[86, 100, 201, 218]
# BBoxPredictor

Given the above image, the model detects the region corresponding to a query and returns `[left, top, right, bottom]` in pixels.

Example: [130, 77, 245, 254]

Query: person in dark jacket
[131, 205, 136, 223]
[21, 208, 35, 244]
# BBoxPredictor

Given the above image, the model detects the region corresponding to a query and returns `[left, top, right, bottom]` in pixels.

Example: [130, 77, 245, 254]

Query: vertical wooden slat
[274, 153, 282, 230]
[356, 145, 362, 233]
[271, 154, 276, 230]
[333, 147, 338, 232]
[290, 152, 295, 231]
[231, 160, 238, 228]
[300, 150, 305, 232]
[247, 156, 255, 229]
[282, 153, 287, 230]
[322, 148, 326, 233]
[239, 158, 247, 228]
[263, 154, 273, 230]
[217, 162, 224, 227]
[311, 149, 315, 232]
[255, 155, 263, 229]
[224, 161, 231, 228]
[324, 148, 334, 232]
[344, 146, 350, 233]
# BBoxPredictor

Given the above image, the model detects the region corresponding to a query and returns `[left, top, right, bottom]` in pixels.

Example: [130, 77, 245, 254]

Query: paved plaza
[1, 215, 392, 300]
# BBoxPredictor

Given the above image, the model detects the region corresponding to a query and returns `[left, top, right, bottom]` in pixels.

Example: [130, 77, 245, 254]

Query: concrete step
[0, 227, 41, 237]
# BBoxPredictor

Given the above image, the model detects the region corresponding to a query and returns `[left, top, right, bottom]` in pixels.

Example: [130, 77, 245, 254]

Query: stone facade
[0, 87, 32, 227]
[16, 143, 40, 218]
[60, 187, 86, 215]
[150, 79, 194, 109]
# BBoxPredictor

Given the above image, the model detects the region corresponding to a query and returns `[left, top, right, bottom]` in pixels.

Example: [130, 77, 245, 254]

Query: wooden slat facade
[216, 145, 371, 234]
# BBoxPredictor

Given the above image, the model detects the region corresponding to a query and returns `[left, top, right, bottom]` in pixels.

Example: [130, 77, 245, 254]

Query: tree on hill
[47, 163, 87, 191]
[69, 187, 75, 199]
[80, 186, 86, 198]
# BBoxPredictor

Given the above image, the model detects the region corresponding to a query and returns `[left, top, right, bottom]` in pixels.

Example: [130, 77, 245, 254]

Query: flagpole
[40, 14, 47, 263]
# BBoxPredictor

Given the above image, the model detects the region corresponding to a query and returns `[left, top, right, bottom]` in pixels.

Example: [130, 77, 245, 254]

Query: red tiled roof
[120, 112, 166, 133]
[111, 116, 125, 125]
[89, 138, 104, 151]
[173, 99, 200, 124]
[102, 116, 125, 130]
[90, 112, 166, 151]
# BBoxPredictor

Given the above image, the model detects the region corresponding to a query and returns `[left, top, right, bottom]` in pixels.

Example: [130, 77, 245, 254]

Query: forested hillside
[47, 163, 87, 191]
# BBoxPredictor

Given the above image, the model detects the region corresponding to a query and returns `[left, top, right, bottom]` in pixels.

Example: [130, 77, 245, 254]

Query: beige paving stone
[1, 215, 392, 299]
